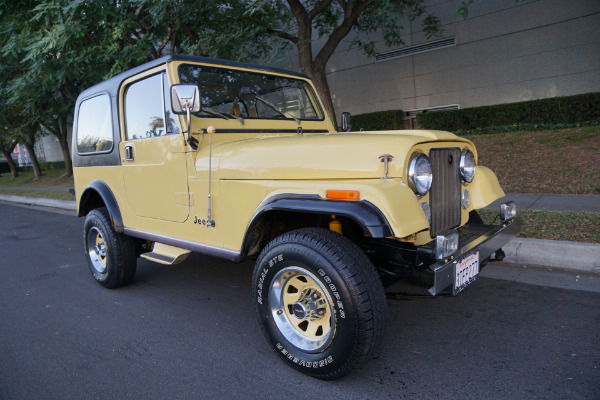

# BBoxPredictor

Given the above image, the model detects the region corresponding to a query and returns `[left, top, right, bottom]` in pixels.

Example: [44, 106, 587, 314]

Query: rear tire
[252, 228, 387, 380]
[83, 207, 137, 288]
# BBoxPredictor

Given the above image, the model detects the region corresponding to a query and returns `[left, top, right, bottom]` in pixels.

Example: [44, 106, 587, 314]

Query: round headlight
[408, 153, 433, 196]
[460, 150, 476, 183]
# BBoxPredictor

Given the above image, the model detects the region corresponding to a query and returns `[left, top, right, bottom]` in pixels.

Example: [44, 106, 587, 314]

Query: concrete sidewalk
[1, 191, 599, 274]
[2, 185, 74, 192]
[0, 194, 76, 212]
[487, 193, 600, 213]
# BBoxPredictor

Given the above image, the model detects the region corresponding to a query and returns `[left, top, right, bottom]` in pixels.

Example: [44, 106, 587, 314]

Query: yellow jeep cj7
[73, 55, 519, 379]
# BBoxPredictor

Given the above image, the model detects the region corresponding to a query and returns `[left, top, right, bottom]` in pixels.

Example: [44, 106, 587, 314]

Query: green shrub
[351, 109, 404, 131]
[40, 161, 66, 171]
[417, 92, 600, 132]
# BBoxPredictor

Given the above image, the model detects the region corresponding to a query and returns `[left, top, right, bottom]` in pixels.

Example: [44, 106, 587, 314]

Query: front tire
[252, 228, 387, 380]
[83, 207, 137, 288]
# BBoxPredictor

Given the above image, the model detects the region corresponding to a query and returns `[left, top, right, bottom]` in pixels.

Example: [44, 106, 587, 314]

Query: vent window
[376, 37, 456, 62]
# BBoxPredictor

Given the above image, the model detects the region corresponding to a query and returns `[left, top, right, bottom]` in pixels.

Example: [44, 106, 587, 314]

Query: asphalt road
[1, 203, 599, 400]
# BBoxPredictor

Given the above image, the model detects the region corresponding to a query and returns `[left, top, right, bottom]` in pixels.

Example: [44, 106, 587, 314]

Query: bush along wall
[416, 92, 600, 134]
[351, 109, 404, 131]
[39, 161, 66, 170]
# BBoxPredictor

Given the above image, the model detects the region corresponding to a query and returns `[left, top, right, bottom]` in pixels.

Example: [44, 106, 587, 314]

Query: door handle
[124, 144, 134, 161]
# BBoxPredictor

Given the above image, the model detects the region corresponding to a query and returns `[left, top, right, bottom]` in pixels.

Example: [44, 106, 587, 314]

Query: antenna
[206, 126, 216, 227]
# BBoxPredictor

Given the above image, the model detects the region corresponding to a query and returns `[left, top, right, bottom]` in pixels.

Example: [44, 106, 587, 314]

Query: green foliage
[417, 93, 600, 133]
[352, 110, 405, 131]
[1, 0, 264, 176]
[454, 0, 476, 19]
[39, 161, 67, 170]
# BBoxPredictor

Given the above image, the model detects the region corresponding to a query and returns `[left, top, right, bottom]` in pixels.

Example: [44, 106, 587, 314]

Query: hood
[207, 130, 470, 180]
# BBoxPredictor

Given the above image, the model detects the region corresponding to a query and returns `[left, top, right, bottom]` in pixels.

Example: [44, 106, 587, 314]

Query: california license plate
[453, 251, 479, 295]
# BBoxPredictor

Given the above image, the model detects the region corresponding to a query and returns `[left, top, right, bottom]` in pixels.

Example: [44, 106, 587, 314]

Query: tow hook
[492, 248, 506, 262]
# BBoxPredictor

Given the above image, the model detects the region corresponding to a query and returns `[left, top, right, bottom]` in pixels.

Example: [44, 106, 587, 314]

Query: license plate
[453, 251, 479, 295]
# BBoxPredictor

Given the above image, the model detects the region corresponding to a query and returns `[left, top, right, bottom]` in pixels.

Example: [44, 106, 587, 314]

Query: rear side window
[77, 93, 113, 154]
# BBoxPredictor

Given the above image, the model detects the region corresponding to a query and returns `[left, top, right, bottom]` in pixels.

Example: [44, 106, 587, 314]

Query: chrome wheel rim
[87, 227, 107, 274]
[269, 267, 335, 352]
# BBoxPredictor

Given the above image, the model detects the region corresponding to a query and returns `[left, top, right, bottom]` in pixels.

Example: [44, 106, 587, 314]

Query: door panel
[120, 71, 189, 223]
[120, 135, 189, 222]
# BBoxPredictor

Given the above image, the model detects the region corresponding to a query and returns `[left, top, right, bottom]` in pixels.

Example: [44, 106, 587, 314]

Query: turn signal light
[500, 201, 517, 222]
[435, 230, 459, 260]
[326, 190, 360, 200]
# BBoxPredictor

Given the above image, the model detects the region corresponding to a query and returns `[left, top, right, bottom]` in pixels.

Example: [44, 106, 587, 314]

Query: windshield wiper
[201, 108, 229, 120]
[255, 95, 301, 125]
[200, 108, 245, 125]
[222, 111, 245, 124]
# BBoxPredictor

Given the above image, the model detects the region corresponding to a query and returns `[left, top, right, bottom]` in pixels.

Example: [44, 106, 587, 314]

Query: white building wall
[36, 127, 72, 163]
[319, 0, 600, 121]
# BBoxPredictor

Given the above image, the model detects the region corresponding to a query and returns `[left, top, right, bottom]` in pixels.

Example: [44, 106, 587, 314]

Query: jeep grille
[429, 148, 461, 237]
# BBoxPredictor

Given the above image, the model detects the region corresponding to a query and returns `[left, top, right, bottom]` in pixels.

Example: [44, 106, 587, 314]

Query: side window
[125, 73, 166, 140]
[77, 93, 113, 154]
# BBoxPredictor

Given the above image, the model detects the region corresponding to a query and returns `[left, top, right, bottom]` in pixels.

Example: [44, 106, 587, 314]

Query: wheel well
[78, 181, 125, 233]
[79, 189, 106, 217]
[241, 210, 364, 258]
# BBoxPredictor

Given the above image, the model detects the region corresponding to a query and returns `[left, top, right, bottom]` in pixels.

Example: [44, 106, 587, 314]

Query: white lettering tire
[252, 228, 387, 380]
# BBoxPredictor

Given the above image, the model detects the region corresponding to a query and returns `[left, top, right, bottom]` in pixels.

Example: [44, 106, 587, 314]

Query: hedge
[351, 109, 404, 131]
[39, 161, 66, 170]
[417, 92, 600, 132]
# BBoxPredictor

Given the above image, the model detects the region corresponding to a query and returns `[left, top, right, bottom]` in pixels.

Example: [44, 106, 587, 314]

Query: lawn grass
[0, 168, 74, 187]
[478, 209, 600, 243]
[0, 188, 75, 201]
[465, 126, 600, 194]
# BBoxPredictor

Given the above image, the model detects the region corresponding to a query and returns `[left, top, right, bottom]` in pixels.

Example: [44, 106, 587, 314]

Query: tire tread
[253, 227, 387, 380]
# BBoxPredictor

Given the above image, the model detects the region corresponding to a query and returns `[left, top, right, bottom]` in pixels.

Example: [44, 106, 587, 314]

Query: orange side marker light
[326, 190, 360, 200]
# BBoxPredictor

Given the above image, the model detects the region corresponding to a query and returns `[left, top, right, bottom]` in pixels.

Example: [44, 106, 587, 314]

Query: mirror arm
[186, 105, 191, 136]
[184, 105, 198, 150]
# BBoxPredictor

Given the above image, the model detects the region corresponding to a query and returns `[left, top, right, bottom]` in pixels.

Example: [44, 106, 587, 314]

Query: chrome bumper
[418, 218, 521, 295]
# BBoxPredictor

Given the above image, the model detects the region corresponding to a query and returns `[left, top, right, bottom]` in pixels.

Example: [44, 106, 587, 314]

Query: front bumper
[417, 217, 521, 295]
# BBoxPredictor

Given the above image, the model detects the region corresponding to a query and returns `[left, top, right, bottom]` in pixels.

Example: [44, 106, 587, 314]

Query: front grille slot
[429, 148, 461, 237]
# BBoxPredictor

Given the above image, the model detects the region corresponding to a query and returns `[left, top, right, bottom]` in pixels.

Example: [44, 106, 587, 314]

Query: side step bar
[141, 243, 191, 265]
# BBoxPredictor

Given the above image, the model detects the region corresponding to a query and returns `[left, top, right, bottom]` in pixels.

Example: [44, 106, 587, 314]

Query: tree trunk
[58, 117, 73, 177]
[287, 0, 367, 130]
[46, 118, 73, 177]
[1, 141, 19, 179]
[23, 141, 43, 180]
[306, 64, 338, 129]
[58, 129, 73, 177]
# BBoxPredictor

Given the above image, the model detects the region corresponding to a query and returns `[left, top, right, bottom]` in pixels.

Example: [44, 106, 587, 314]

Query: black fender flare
[238, 195, 393, 260]
[79, 180, 124, 233]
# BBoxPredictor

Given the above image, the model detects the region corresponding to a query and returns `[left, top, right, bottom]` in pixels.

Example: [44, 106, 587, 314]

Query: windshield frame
[177, 63, 325, 123]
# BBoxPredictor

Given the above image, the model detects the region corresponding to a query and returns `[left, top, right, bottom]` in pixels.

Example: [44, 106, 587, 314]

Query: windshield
[178, 64, 323, 121]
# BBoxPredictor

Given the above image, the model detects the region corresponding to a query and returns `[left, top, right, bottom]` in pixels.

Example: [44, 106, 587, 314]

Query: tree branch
[156, 26, 172, 55]
[314, 0, 367, 69]
[59, 81, 76, 102]
[308, 0, 334, 21]
[266, 28, 298, 44]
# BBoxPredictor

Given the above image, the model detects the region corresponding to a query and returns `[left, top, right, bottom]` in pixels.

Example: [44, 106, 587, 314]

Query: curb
[0, 194, 77, 212]
[1, 194, 599, 274]
[502, 238, 600, 273]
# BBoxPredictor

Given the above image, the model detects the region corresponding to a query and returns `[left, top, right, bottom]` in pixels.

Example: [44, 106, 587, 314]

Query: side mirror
[171, 84, 201, 149]
[341, 112, 351, 132]
[171, 84, 201, 114]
